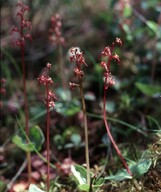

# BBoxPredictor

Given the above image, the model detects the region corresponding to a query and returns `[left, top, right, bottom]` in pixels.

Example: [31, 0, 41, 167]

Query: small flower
[69, 47, 87, 67]
[10, 1, 32, 47]
[104, 75, 115, 89]
[99, 38, 122, 90]
[69, 47, 81, 62]
[73, 68, 84, 78]
[10, 27, 19, 34]
[24, 34, 32, 41]
[48, 101, 55, 108]
[43, 100, 56, 108]
[46, 63, 52, 70]
[38, 63, 57, 109]
[38, 75, 53, 86]
[113, 53, 120, 63]
[49, 14, 65, 46]
[69, 82, 79, 90]
[100, 61, 108, 71]
[48, 90, 57, 100]
[115, 37, 123, 46]
[101, 46, 111, 57]
[69, 47, 87, 90]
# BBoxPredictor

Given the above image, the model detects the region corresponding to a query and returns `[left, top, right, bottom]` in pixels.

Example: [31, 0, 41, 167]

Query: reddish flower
[115, 37, 123, 46]
[69, 47, 87, 67]
[48, 90, 57, 101]
[10, 1, 32, 47]
[49, 14, 65, 46]
[101, 46, 112, 57]
[46, 63, 52, 70]
[99, 38, 122, 88]
[38, 63, 56, 109]
[113, 53, 120, 63]
[100, 61, 108, 71]
[38, 75, 53, 86]
[73, 68, 84, 78]
[69, 82, 79, 90]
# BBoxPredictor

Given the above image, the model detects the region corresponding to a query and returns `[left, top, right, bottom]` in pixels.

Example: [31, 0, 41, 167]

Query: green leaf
[56, 88, 71, 101]
[135, 82, 161, 97]
[78, 184, 90, 191]
[94, 177, 105, 186]
[12, 135, 35, 152]
[71, 164, 87, 185]
[93, 177, 105, 190]
[55, 88, 81, 116]
[12, 125, 44, 152]
[29, 125, 45, 151]
[122, 24, 133, 41]
[105, 169, 132, 181]
[147, 20, 158, 34]
[53, 134, 64, 150]
[147, 115, 161, 130]
[71, 133, 81, 145]
[130, 159, 152, 178]
[55, 100, 80, 116]
[28, 184, 45, 192]
[105, 101, 116, 113]
[105, 158, 152, 181]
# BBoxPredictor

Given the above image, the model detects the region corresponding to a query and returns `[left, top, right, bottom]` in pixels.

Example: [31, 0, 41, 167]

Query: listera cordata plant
[38, 63, 57, 192]
[99, 38, 132, 176]
[10, 1, 32, 183]
[69, 47, 91, 184]
[49, 14, 66, 89]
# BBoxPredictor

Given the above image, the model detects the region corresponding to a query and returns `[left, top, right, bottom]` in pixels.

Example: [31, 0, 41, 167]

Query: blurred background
[0, 0, 161, 191]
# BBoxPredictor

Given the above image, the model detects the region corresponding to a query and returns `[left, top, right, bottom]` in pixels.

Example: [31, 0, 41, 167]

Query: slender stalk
[11, 2, 32, 184]
[20, 25, 31, 184]
[46, 84, 50, 192]
[103, 82, 132, 176]
[79, 79, 90, 185]
[38, 63, 56, 191]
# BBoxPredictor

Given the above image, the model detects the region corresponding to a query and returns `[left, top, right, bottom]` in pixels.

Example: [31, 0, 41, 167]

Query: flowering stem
[103, 81, 132, 176]
[46, 84, 50, 192]
[37, 63, 56, 191]
[79, 79, 90, 185]
[20, 32, 31, 184]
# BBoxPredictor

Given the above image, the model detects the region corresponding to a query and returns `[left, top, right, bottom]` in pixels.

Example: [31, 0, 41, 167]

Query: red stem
[103, 82, 132, 176]
[46, 84, 50, 192]
[20, 15, 31, 183]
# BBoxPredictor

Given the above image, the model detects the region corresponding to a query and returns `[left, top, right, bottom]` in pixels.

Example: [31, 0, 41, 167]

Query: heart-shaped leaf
[130, 159, 152, 178]
[105, 158, 152, 181]
[12, 135, 35, 152]
[105, 169, 132, 181]
[29, 125, 45, 151]
[12, 125, 44, 152]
